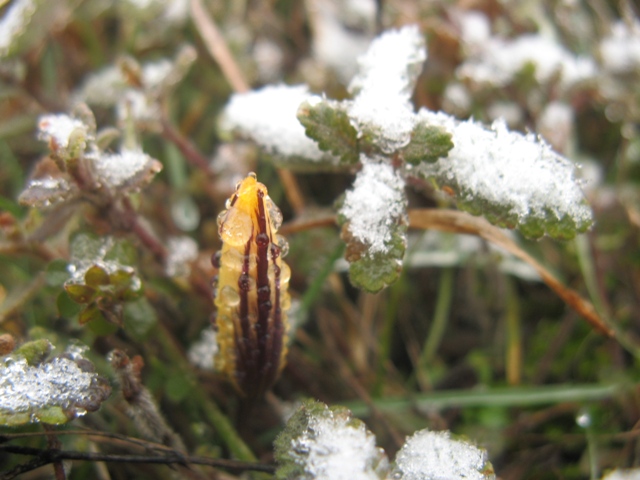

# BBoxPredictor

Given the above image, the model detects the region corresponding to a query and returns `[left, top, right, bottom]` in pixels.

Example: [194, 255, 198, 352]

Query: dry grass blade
[408, 209, 614, 337]
[190, 0, 250, 93]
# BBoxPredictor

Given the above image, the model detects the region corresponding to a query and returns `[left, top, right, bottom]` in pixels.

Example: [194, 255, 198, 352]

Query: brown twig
[0, 444, 275, 479]
[407, 208, 614, 337]
[278, 214, 337, 236]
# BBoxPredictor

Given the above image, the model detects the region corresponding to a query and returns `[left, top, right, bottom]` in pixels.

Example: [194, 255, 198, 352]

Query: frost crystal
[393, 430, 492, 480]
[457, 33, 596, 90]
[340, 157, 406, 253]
[0, 355, 109, 423]
[599, 20, 640, 74]
[416, 109, 592, 237]
[187, 327, 218, 370]
[38, 114, 87, 150]
[221, 84, 325, 160]
[0, 0, 36, 56]
[19, 176, 76, 208]
[92, 149, 160, 191]
[348, 25, 426, 153]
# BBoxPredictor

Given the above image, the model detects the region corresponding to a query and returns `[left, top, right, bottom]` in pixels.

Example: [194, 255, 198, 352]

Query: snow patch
[340, 157, 406, 253]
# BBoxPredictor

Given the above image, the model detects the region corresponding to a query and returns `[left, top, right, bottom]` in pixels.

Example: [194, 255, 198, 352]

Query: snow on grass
[347, 24, 426, 153]
[415, 109, 592, 237]
[340, 156, 406, 253]
[392, 430, 493, 480]
[457, 33, 596, 90]
[221, 84, 325, 160]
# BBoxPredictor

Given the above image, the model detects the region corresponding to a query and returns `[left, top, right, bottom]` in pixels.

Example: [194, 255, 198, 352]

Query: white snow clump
[393, 429, 493, 480]
[340, 156, 406, 254]
[0, 356, 98, 415]
[287, 407, 386, 480]
[221, 84, 325, 160]
[38, 114, 88, 150]
[187, 327, 218, 371]
[92, 149, 160, 190]
[347, 24, 426, 153]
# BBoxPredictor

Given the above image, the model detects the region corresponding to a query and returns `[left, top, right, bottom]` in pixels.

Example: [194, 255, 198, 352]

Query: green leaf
[78, 303, 106, 325]
[165, 370, 192, 403]
[338, 160, 408, 292]
[87, 312, 119, 335]
[14, 339, 53, 366]
[104, 238, 137, 266]
[123, 297, 157, 340]
[84, 264, 110, 288]
[297, 99, 359, 165]
[65, 284, 96, 304]
[56, 291, 82, 319]
[399, 121, 453, 165]
[347, 228, 407, 293]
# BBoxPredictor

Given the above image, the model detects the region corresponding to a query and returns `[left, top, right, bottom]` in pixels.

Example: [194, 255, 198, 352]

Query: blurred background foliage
[1, 0, 639, 478]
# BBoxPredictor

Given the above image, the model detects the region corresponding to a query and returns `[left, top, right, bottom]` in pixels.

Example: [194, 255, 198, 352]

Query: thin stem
[505, 277, 522, 386]
[419, 266, 454, 372]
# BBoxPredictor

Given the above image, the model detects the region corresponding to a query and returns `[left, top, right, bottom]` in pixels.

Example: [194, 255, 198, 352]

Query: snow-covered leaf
[92, 149, 162, 193]
[274, 399, 388, 480]
[18, 175, 78, 208]
[339, 158, 407, 292]
[221, 84, 338, 168]
[297, 97, 359, 165]
[347, 24, 426, 154]
[37, 113, 90, 161]
[0, 345, 111, 426]
[392, 429, 495, 480]
[414, 110, 592, 239]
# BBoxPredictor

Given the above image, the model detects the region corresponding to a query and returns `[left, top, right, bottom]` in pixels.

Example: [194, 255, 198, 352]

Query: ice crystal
[221, 84, 325, 160]
[92, 149, 161, 192]
[599, 20, 640, 74]
[275, 400, 388, 480]
[457, 33, 596, 90]
[347, 25, 426, 153]
[0, 0, 36, 57]
[165, 236, 199, 277]
[392, 430, 493, 480]
[340, 157, 406, 254]
[0, 355, 109, 424]
[37, 114, 88, 151]
[187, 327, 218, 370]
[415, 109, 592, 238]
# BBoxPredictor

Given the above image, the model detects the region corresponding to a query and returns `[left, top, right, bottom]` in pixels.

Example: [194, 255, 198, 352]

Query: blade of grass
[344, 383, 623, 417]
